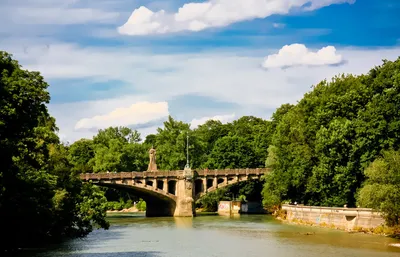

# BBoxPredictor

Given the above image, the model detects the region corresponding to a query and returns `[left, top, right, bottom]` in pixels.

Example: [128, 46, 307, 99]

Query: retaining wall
[282, 204, 384, 230]
[218, 201, 241, 215]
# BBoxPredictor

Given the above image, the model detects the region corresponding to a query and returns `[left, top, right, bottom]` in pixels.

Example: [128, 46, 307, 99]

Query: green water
[21, 213, 400, 257]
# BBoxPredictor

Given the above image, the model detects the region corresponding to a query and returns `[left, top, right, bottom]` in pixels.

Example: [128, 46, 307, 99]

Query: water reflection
[13, 213, 400, 257]
[174, 217, 193, 228]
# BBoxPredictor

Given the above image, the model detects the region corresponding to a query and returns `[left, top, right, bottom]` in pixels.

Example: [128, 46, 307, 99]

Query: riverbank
[276, 205, 400, 240]
[107, 206, 144, 213]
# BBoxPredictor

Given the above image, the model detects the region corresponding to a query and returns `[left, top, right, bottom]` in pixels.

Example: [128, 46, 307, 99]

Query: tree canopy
[0, 51, 109, 252]
[262, 57, 400, 216]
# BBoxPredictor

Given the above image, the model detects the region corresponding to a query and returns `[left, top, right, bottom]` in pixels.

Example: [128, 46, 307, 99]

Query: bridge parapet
[80, 168, 270, 181]
[195, 168, 270, 177]
[80, 170, 186, 180]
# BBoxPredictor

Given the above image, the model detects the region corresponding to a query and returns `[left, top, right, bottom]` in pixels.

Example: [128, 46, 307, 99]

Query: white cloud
[190, 113, 236, 128]
[12, 7, 120, 25]
[74, 101, 169, 130]
[0, 0, 127, 30]
[118, 0, 354, 35]
[262, 43, 343, 69]
[2, 39, 400, 142]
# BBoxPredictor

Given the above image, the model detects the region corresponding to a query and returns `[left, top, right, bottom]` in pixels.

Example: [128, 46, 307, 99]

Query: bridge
[80, 167, 270, 217]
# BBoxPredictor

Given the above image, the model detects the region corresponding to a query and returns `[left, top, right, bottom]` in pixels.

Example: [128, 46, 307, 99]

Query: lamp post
[184, 133, 190, 169]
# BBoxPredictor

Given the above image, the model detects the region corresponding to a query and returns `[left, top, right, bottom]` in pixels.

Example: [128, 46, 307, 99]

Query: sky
[1, 0, 400, 143]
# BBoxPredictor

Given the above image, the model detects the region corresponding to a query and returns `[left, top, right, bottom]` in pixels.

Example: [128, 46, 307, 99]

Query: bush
[124, 199, 133, 209]
[136, 199, 146, 211]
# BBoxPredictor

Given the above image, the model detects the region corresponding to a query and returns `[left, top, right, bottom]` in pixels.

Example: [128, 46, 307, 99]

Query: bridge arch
[193, 171, 265, 200]
[93, 181, 177, 217]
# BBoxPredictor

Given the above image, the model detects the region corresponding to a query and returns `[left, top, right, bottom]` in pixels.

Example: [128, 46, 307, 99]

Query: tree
[91, 127, 146, 172]
[155, 116, 192, 170]
[68, 139, 95, 173]
[0, 51, 109, 251]
[261, 57, 400, 211]
[206, 135, 257, 169]
[357, 150, 400, 226]
[93, 126, 141, 147]
[144, 134, 156, 146]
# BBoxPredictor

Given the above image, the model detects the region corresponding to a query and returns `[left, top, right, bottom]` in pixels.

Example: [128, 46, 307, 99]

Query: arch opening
[146, 180, 153, 187]
[217, 178, 225, 184]
[206, 179, 213, 189]
[94, 182, 176, 217]
[157, 180, 164, 190]
[168, 180, 177, 195]
[194, 179, 204, 195]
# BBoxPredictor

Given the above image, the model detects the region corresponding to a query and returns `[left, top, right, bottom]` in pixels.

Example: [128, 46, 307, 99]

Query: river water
[21, 213, 400, 257]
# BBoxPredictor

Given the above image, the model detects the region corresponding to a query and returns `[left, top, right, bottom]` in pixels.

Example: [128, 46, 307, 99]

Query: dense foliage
[0, 51, 109, 252]
[262, 57, 400, 221]
[357, 150, 400, 226]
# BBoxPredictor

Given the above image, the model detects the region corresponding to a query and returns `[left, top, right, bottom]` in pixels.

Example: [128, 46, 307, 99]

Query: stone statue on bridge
[147, 147, 158, 171]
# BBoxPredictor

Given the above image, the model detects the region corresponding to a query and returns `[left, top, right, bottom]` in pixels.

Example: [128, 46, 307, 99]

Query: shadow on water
[11, 251, 162, 257]
[44, 251, 162, 257]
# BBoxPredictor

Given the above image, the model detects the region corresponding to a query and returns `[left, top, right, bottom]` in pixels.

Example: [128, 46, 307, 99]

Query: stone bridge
[80, 168, 270, 217]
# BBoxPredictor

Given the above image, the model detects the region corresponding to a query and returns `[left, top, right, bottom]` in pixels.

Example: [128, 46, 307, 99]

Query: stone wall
[218, 201, 241, 215]
[282, 204, 385, 230]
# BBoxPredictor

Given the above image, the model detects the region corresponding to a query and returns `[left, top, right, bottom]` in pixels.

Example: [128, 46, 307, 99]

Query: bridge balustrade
[80, 168, 270, 181]
[197, 168, 269, 177]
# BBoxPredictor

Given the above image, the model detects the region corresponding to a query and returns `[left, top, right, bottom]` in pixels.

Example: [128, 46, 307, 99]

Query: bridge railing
[80, 168, 271, 181]
[80, 170, 185, 180]
[196, 168, 270, 176]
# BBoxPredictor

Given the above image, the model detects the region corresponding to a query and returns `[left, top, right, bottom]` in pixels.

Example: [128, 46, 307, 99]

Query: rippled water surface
[21, 213, 400, 257]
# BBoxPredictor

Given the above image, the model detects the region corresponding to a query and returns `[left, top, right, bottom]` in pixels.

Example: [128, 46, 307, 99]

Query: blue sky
[0, 0, 399, 142]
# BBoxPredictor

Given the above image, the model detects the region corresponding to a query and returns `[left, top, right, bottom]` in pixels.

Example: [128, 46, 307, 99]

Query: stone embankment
[280, 204, 386, 232]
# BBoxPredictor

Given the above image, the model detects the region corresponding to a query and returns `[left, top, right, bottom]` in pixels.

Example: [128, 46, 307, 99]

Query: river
[19, 213, 400, 257]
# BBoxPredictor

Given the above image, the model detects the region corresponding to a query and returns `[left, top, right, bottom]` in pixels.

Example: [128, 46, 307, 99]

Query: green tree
[262, 57, 400, 210]
[155, 116, 192, 170]
[91, 127, 146, 172]
[206, 135, 257, 169]
[0, 51, 108, 251]
[68, 139, 95, 173]
[93, 126, 141, 146]
[357, 150, 400, 226]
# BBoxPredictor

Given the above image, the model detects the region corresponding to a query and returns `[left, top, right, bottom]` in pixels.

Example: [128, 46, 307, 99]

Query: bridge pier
[173, 167, 196, 217]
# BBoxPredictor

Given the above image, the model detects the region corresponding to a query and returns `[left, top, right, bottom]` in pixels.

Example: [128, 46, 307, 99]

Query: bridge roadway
[80, 168, 270, 217]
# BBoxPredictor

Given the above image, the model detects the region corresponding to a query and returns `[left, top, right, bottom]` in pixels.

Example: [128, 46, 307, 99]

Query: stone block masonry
[282, 204, 385, 231]
[218, 201, 242, 216]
